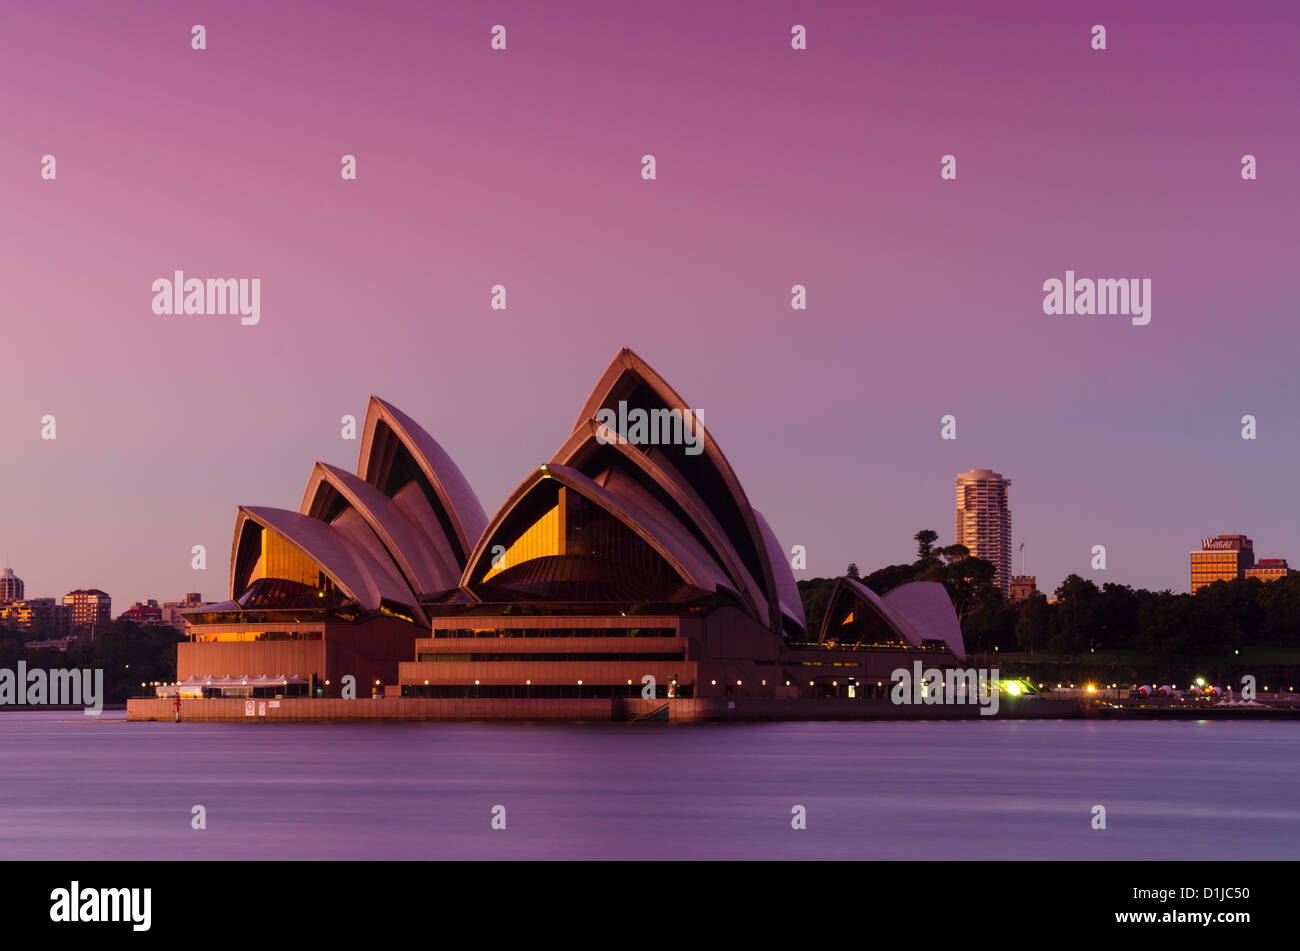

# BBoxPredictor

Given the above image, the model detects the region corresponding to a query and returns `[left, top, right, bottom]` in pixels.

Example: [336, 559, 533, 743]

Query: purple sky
[1, 0, 1296, 609]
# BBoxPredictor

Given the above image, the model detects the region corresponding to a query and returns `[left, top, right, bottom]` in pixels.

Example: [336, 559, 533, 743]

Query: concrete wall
[178, 640, 325, 681]
[128, 695, 1083, 722]
[128, 697, 657, 721]
[176, 617, 423, 697]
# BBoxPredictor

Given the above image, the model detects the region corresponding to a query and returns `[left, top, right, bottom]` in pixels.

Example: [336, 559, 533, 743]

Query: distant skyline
[1, 0, 1297, 607]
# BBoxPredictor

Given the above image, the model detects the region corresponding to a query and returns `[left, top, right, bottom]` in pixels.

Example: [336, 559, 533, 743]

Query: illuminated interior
[825, 593, 908, 648]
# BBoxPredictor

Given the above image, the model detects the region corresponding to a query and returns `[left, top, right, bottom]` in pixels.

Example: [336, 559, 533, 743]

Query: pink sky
[0, 0, 1296, 608]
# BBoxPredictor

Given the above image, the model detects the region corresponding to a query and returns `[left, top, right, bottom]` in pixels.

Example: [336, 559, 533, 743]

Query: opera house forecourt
[128, 350, 986, 722]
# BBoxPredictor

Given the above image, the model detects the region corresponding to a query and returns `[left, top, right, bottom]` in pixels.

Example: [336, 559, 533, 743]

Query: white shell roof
[231, 506, 427, 624]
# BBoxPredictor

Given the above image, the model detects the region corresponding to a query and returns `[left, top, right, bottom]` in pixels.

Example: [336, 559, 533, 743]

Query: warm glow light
[711, 680, 716, 685]
[737, 680, 742, 686]
[1086, 684, 1096, 693]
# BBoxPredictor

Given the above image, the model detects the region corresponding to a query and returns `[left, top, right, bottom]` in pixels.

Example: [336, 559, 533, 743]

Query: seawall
[126, 695, 1085, 722]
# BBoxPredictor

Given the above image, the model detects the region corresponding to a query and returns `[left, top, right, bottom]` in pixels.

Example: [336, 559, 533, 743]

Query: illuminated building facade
[63, 589, 112, 633]
[402, 351, 964, 703]
[1009, 575, 1038, 604]
[955, 469, 1012, 598]
[1244, 558, 1291, 583]
[0, 567, 24, 602]
[0, 598, 71, 636]
[175, 350, 967, 710]
[180, 396, 487, 697]
[161, 594, 206, 633]
[1190, 535, 1254, 592]
[119, 600, 164, 625]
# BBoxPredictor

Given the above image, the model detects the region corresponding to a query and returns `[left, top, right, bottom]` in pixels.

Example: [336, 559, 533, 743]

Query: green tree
[795, 577, 839, 641]
[1258, 573, 1300, 648]
[1014, 595, 1050, 654]
[1092, 582, 1138, 651]
[64, 620, 187, 704]
[1194, 577, 1262, 652]
[964, 598, 1018, 654]
[1049, 574, 1101, 652]
[1136, 593, 1200, 660]
[944, 554, 999, 617]
[914, 530, 939, 564]
[862, 563, 915, 595]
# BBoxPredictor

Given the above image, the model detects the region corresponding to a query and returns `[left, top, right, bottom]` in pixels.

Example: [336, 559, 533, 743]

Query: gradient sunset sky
[1, 0, 1296, 608]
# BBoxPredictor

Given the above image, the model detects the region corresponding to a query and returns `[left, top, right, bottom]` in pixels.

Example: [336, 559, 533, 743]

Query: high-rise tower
[955, 469, 1013, 598]
[0, 568, 24, 603]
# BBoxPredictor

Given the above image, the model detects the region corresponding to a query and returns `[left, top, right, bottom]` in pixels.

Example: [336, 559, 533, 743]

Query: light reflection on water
[0, 713, 1295, 860]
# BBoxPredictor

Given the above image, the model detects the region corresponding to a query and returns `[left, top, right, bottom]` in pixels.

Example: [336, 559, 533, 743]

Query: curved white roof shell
[300, 462, 463, 596]
[230, 506, 426, 624]
[570, 348, 784, 631]
[818, 576, 965, 659]
[753, 509, 807, 636]
[882, 581, 966, 660]
[356, 396, 487, 567]
[462, 463, 737, 598]
[551, 418, 769, 622]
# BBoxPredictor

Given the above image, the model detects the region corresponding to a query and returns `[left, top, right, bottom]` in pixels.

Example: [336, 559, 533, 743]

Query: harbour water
[2, 712, 1296, 860]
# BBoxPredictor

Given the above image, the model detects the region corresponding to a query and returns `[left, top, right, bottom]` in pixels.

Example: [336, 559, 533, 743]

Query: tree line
[1012, 572, 1300, 659]
[0, 620, 186, 705]
[797, 529, 1300, 660]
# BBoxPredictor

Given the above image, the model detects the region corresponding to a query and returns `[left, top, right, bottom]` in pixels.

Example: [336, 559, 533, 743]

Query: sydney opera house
[165, 350, 966, 719]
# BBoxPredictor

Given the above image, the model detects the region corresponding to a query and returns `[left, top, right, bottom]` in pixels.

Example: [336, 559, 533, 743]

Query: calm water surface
[2, 712, 1296, 860]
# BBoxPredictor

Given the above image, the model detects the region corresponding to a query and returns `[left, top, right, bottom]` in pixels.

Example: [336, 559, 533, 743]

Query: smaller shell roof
[357, 396, 488, 565]
[462, 463, 738, 599]
[231, 506, 426, 624]
[819, 576, 966, 660]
